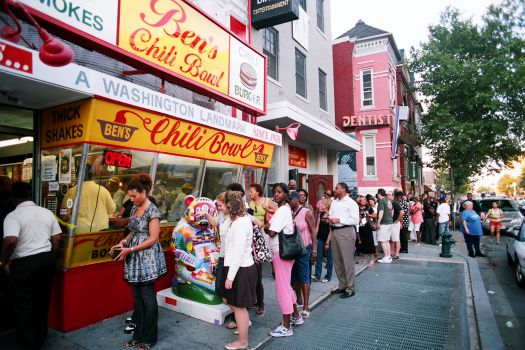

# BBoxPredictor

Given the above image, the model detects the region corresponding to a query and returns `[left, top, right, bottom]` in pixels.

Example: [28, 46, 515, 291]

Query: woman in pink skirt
[264, 183, 303, 337]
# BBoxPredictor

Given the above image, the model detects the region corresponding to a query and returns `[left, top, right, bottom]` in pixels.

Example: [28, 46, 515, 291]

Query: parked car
[506, 222, 525, 288]
[517, 199, 525, 216]
[479, 197, 524, 234]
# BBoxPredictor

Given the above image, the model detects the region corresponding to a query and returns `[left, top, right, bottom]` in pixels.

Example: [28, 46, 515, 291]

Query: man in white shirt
[327, 183, 359, 298]
[436, 196, 451, 240]
[1, 182, 61, 349]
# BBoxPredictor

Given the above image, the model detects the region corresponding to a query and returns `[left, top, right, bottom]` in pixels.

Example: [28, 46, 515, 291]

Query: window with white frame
[316, 0, 324, 32]
[318, 69, 327, 110]
[363, 135, 376, 177]
[263, 28, 279, 80]
[295, 49, 307, 98]
[361, 69, 373, 107]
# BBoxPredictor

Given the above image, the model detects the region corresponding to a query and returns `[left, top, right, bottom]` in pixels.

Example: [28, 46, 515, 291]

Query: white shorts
[377, 224, 392, 242]
[390, 222, 401, 242]
[408, 222, 421, 240]
[372, 230, 378, 246]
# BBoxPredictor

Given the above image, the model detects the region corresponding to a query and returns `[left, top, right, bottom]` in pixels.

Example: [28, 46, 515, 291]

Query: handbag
[278, 207, 306, 260]
[366, 216, 379, 231]
[252, 223, 272, 263]
[278, 225, 306, 260]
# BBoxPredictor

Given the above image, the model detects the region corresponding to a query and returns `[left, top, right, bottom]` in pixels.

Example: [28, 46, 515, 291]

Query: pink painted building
[333, 20, 421, 195]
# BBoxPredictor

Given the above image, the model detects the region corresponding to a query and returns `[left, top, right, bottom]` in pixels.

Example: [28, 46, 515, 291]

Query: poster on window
[59, 149, 72, 183]
[41, 156, 57, 182]
[337, 151, 358, 196]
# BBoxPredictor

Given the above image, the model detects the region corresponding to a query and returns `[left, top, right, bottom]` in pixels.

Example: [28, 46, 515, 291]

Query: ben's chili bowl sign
[41, 99, 274, 168]
[19, 0, 267, 115]
[117, 0, 265, 113]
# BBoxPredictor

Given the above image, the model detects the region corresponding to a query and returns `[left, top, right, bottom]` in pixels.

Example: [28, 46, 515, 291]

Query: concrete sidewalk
[0, 232, 503, 349]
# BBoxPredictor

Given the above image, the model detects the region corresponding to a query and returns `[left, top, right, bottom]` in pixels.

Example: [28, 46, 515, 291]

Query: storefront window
[52, 145, 154, 233]
[153, 154, 204, 223]
[40, 145, 83, 233]
[201, 160, 240, 199]
[240, 167, 267, 198]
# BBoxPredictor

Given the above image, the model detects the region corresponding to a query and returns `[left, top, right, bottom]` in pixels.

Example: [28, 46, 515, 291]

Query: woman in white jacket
[216, 190, 257, 350]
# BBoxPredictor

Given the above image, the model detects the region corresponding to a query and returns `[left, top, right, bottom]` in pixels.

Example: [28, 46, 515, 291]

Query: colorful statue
[170, 197, 222, 305]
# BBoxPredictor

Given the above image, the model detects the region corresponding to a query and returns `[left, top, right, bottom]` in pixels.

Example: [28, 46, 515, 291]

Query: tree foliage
[498, 174, 517, 195]
[410, 0, 525, 192]
[519, 168, 525, 190]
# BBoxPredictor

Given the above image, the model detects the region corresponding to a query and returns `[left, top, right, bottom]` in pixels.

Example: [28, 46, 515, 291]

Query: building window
[295, 49, 307, 98]
[263, 28, 279, 80]
[299, 0, 306, 10]
[363, 136, 376, 177]
[318, 69, 327, 110]
[361, 69, 373, 107]
[316, 0, 324, 32]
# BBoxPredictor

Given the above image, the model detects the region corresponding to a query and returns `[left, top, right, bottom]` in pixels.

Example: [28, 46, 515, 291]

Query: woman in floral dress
[111, 174, 166, 350]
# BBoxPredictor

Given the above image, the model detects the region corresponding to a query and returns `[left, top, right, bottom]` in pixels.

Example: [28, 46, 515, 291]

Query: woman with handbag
[110, 174, 166, 350]
[216, 191, 258, 350]
[248, 183, 275, 317]
[289, 191, 316, 319]
[264, 183, 303, 338]
[356, 196, 376, 267]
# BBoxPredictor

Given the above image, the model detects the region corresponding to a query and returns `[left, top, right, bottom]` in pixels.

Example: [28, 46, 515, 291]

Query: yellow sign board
[118, 1, 230, 95]
[41, 99, 274, 168]
[59, 226, 175, 268]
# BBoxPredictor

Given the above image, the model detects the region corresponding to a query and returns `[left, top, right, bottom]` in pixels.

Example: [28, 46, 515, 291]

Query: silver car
[479, 198, 524, 233]
[507, 223, 525, 288]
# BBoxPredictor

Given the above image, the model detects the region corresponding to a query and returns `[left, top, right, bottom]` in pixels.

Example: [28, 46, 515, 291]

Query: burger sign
[229, 36, 265, 111]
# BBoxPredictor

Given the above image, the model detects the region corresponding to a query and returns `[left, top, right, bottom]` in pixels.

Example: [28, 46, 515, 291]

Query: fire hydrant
[440, 233, 455, 258]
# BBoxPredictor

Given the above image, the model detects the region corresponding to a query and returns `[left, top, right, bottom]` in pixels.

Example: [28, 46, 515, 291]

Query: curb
[466, 255, 505, 350]
[253, 264, 369, 349]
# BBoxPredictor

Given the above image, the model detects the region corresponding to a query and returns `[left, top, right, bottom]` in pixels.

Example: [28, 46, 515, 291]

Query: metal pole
[63, 143, 89, 270]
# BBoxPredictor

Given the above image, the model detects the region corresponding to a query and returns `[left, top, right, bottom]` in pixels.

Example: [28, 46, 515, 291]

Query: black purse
[278, 208, 306, 260]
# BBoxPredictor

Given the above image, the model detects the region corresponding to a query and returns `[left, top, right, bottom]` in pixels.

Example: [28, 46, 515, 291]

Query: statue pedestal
[157, 288, 231, 325]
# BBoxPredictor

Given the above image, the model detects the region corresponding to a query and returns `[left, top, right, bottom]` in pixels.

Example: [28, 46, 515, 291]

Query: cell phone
[111, 249, 122, 260]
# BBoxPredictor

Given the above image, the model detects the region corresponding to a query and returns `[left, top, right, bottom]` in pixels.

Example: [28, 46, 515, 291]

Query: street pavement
[0, 232, 505, 349]
[261, 259, 469, 350]
[478, 235, 525, 350]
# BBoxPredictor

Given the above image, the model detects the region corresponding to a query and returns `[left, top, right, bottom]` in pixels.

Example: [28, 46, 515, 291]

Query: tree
[498, 174, 517, 196]
[410, 0, 525, 192]
[519, 168, 525, 191]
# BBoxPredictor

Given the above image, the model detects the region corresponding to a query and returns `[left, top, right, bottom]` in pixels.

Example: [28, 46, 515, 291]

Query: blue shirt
[460, 210, 483, 236]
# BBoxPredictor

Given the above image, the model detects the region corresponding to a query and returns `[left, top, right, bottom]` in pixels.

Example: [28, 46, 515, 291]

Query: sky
[330, 0, 498, 54]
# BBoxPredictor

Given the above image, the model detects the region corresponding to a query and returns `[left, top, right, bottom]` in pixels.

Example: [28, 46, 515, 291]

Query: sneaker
[125, 317, 133, 324]
[291, 314, 304, 325]
[321, 278, 329, 283]
[123, 324, 135, 334]
[270, 325, 294, 337]
[378, 257, 392, 264]
[311, 275, 320, 282]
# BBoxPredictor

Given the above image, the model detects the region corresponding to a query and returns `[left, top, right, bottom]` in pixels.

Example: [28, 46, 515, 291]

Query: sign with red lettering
[19, 0, 266, 115]
[41, 98, 275, 168]
[342, 114, 392, 128]
[103, 150, 132, 168]
[288, 145, 307, 168]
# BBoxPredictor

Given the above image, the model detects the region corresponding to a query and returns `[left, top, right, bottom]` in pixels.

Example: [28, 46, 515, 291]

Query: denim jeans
[131, 281, 158, 344]
[438, 222, 450, 237]
[314, 239, 333, 281]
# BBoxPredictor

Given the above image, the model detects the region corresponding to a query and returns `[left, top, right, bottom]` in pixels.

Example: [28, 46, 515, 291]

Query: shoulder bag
[278, 207, 306, 260]
[252, 222, 272, 263]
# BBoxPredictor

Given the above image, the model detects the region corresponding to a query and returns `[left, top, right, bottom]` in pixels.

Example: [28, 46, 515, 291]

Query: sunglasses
[324, 192, 332, 196]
